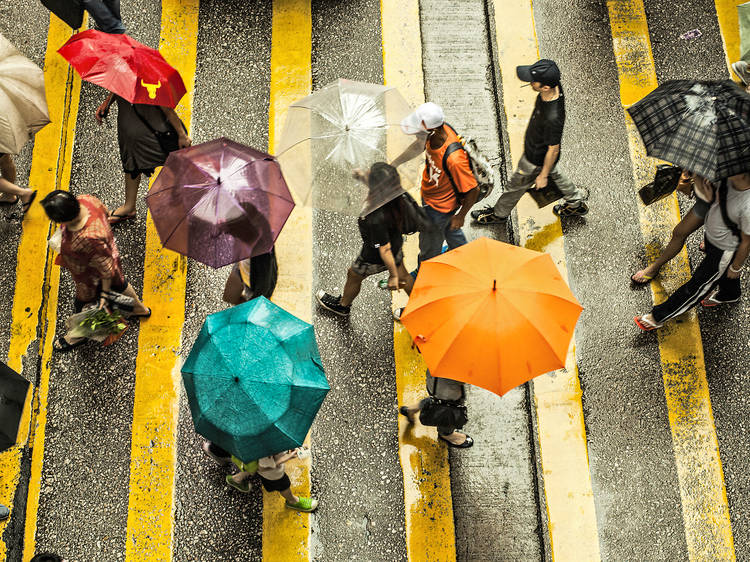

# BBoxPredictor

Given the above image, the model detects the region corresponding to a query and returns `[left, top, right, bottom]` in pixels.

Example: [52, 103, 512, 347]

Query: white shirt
[704, 178, 750, 251]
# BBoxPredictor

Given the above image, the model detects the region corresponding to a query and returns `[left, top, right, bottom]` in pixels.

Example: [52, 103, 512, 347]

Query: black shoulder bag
[132, 104, 185, 155]
[418, 378, 468, 429]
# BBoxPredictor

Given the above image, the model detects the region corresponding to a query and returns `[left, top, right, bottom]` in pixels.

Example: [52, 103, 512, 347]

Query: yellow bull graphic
[140, 79, 162, 99]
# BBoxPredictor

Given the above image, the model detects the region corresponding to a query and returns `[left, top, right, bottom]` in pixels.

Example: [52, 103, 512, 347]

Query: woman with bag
[40, 190, 151, 352]
[95, 92, 191, 225]
[399, 371, 473, 448]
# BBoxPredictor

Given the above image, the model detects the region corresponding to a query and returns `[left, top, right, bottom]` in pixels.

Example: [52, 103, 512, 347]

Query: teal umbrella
[181, 297, 329, 462]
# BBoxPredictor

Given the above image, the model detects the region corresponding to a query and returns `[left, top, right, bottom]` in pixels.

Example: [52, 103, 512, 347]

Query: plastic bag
[66, 306, 128, 345]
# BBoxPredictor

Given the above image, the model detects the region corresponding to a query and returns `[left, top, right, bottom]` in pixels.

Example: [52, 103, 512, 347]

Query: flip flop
[439, 434, 474, 448]
[53, 335, 88, 353]
[0, 195, 19, 206]
[131, 307, 152, 319]
[108, 211, 136, 225]
[633, 315, 662, 332]
[630, 270, 653, 285]
[21, 190, 37, 216]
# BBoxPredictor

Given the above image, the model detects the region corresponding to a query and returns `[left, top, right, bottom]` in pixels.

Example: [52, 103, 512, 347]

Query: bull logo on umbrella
[140, 79, 162, 99]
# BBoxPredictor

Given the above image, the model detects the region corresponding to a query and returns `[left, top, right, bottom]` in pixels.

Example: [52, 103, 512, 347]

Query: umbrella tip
[493, 279, 497, 291]
[233, 376, 239, 383]
[217, 177, 221, 184]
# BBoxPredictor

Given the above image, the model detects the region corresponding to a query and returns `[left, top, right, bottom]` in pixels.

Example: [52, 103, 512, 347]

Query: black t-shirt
[357, 207, 404, 264]
[523, 86, 565, 166]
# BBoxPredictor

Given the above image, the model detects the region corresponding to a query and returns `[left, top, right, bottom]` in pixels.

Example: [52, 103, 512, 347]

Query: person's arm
[378, 242, 401, 290]
[160, 107, 192, 148]
[533, 144, 560, 189]
[95, 93, 115, 125]
[390, 138, 426, 168]
[727, 231, 750, 279]
[450, 187, 479, 230]
[275, 451, 298, 465]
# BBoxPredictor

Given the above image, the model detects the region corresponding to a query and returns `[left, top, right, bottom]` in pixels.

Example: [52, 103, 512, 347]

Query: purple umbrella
[146, 138, 295, 268]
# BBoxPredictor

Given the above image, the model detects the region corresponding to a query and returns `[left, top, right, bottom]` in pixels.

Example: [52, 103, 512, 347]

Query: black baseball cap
[516, 59, 561, 87]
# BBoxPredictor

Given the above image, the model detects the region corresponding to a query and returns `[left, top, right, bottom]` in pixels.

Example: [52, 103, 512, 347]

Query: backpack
[399, 192, 433, 234]
[437, 123, 497, 203]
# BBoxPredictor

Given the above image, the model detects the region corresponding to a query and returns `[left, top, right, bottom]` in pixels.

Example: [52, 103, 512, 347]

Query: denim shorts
[351, 249, 404, 277]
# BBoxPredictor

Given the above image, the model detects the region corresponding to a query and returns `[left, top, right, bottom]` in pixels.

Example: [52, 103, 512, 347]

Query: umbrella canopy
[40, 0, 84, 29]
[400, 237, 583, 397]
[58, 29, 186, 108]
[181, 297, 329, 462]
[276, 78, 423, 216]
[627, 80, 750, 181]
[146, 138, 294, 268]
[0, 362, 31, 453]
[0, 33, 50, 154]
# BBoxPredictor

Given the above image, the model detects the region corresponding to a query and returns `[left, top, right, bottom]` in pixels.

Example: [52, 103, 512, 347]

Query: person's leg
[82, 0, 126, 33]
[418, 206, 451, 265]
[111, 173, 141, 218]
[550, 164, 586, 205]
[222, 266, 245, 305]
[443, 222, 467, 251]
[487, 156, 538, 219]
[0, 178, 34, 203]
[340, 268, 366, 307]
[0, 154, 17, 183]
[279, 487, 299, 505]
[120, 283, 150, 316]
[634, 209, 704, 281]
[226, 470, 252, 492]
[707, 269, 742, 303]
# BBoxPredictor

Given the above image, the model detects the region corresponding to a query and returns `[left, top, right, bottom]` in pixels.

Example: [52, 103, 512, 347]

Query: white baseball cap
[400, 102, 445, 134]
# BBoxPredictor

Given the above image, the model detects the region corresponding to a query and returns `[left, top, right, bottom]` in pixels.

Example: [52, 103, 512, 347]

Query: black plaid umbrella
[0, 362, 31, 453]
[627, 80, 750, 181]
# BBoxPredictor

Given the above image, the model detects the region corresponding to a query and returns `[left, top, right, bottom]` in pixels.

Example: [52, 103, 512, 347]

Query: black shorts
[259, 473, 291, 492]
[74, 278, 128, 313]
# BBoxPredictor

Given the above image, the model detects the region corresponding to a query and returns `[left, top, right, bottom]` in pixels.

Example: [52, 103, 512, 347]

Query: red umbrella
[146, 138, 295, 268]
[58, 29, 186, 108]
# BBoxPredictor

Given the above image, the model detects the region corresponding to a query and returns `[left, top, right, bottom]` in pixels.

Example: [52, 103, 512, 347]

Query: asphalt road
[1, 0, 749, 560]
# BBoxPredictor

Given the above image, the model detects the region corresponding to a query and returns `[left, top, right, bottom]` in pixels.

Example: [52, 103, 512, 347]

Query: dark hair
[40, 190, 80, 223]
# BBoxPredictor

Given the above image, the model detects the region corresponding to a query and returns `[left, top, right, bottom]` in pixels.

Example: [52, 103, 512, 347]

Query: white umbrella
[276, 79, 423, 216]
[0, 33, 50, 154]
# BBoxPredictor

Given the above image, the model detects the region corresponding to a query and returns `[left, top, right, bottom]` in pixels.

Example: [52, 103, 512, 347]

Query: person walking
[202, 442, 318, 512]
[39, 190, 151, 351]
[399, 371, 473, 448]
[0, 153, 37, 217]
[631, 172, 709, 284]
[95, 92, 190, 225]
[83, 0, 126, 34]
[316, 163, 415, 316]
[222, 249, 278, 305]
[398, 103, 478, 265]
[635, 172, 750, 330]
[471, 59, 588, 223]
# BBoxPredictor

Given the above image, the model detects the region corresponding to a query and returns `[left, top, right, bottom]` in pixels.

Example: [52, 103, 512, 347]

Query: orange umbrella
[400, 237, 582, 396]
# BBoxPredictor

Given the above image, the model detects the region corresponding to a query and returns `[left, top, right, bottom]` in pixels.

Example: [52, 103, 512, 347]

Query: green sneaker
[286, 497, 319, 512]
[225, 475, 252, 493]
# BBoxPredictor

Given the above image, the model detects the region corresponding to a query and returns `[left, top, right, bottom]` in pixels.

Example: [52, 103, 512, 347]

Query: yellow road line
[381, 1, 457, 559]
[0, 14, 84, 560]
[123, 2, 198, 559]
[606, 1, 735, 558]
[262, 2, 313, 560]
[714, 0, 745, 72]
[492, 2, 601, 559]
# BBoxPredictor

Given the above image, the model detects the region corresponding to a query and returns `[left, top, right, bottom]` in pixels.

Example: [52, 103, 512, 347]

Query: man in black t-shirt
[472, 59, 589, 223]
[316, 164, 414, 316]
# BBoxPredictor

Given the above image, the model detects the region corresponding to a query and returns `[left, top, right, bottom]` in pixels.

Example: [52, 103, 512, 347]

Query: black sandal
[0, 195, 19, 206]
[21, 190, 37, 216]
[131, 307, 152, 319]
[53, 335, 88, 353]
[439, 433, 474, 448]
[399, 406, 415, 423]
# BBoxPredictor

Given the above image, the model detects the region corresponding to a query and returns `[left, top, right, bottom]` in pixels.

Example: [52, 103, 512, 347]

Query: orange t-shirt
[421, 125, 478, 213]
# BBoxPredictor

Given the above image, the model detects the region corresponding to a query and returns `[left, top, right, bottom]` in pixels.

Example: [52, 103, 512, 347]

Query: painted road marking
[714, 0, 746, 73]
[606, 0, 735, 559]
[491, 1, 601, 559]
[381, 1, 457, 560]
[262, 1, 313, 560]
[0, 14, 84, 560]
[123, 2, 198, 560]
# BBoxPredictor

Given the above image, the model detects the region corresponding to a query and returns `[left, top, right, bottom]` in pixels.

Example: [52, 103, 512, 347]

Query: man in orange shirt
[399, 103, 479, 266]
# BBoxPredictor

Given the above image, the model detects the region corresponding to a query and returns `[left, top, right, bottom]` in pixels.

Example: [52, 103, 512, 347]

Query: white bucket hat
[400, 102, 445, 135]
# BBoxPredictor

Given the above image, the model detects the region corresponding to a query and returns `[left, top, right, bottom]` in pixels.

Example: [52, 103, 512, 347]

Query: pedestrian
[631, 172, 709, 284]
[635, 172, 750, 330]
[471, 59, 588, 224]
[201, 442, 318, 512]
[222, 249, 278, 305]
[0, 503, 8, 521]
[399, 370, 473, 448]
[39, 190, 151, 352]
[0, 153, 37, 217]
[398, 103, 478, 265]
[316, 162, 415, 316]
[83, 0, 126, 34]
[94, 92, 190, 225]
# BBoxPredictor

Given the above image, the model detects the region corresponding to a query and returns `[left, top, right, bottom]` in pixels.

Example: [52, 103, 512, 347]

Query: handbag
[419, 396, 468, 429]
[638, 164, 682, 205]
[132, 104, 185, 154]
[401, 192, 433, 234]
[527, 176, 565, 208]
